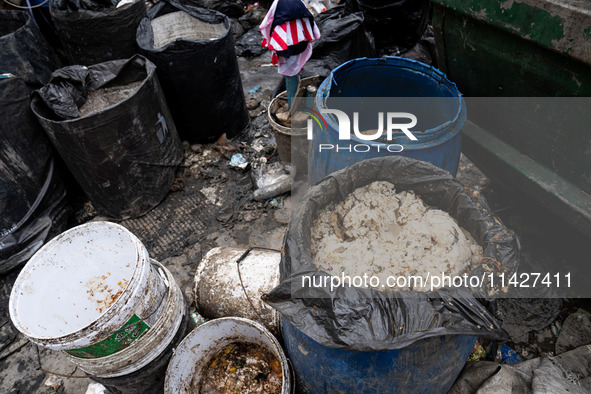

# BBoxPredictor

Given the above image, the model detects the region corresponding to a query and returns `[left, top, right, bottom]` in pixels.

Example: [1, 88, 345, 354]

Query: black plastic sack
[302, 6, 376, 79]
[235, 27, 266, 57]
[347, 0, 429, 50]
[31, 55, 183, 220]
[137, 1, 249, 143]
[50, 0, 146, 65]
[0, 76, 69, 274]
[0, 11, 61, 89]
[264, 157, 520, 351]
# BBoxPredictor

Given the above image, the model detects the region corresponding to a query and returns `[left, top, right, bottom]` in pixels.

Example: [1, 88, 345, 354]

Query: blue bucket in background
[309, 57, 466, 184]
[283, 318, 476, 394]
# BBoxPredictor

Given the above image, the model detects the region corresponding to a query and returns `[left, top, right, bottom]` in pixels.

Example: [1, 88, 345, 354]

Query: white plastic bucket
[164, 317, 292, 393]
[194, 247, 281, 334]
[9, 221, 166, 356]
[65, 260, 187, 378]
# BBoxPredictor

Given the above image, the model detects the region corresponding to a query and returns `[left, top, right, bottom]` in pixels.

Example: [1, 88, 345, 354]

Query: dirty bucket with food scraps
[165, 317, 291, 394]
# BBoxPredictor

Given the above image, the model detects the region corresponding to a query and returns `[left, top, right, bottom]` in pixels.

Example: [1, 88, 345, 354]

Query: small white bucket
[64, 260, 187, 378]
[194, 247, 281, 334]
[164, 317, 292, 393]
[9, 221, 166, 356]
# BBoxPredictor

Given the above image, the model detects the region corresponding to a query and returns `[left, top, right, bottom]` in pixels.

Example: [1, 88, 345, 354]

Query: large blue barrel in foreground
[309, 57, 466, 184]
[283, 319, 476, 393]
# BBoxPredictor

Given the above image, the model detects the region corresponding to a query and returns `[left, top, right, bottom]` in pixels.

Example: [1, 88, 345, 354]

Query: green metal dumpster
[430, 0, 591, 238]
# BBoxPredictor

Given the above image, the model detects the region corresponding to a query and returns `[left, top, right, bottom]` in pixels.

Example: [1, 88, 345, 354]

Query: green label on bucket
[66, 315, 150, 359]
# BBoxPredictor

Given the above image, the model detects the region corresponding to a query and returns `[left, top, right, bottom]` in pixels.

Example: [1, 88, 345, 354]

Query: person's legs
[285, 74, 300, 109]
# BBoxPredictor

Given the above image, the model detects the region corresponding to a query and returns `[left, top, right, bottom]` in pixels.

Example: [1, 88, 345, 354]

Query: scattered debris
[251, 161, 291, 189]
[253, 175, 292, 201]
[43, 375, 63, 391]
[85, 383, 107, 394]
[468, 341, 486, 362]
[200, 185, 225, 207]
[246, 96, 262, 110]
[451, 344, 591, 393]
[497, 344, 524, 365]
[1, 1, 588, 392]
[213, 133, 239, 157]
[191, 312, 208, 327]
[229, 153, 249, 170]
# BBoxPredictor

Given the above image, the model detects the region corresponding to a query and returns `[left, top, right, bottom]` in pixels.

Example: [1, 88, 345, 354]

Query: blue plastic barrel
[283, 319, 476, 393]
[309, 57, 466, 184]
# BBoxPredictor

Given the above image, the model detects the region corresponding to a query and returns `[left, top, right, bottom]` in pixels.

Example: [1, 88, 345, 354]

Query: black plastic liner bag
[264, 157, 520, 351]
[50, 0, 146, 65]
[136, 1, 249, 143]
[31, 55, 183, 220]
[0, 11, 61, 89]
[345, 0, 429, 50]
[302, 6, 376, 79]
[0, 76, 69, 274]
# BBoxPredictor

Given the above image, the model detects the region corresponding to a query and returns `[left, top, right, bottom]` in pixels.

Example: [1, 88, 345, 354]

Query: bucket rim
[8, 221, 148, 342]
[315, 56, 466, 147]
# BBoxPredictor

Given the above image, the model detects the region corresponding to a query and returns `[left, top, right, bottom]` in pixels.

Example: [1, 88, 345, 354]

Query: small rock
[273, 197, 291, 225]
[246, 97, 262, 110]
[216, 204, 234, 223]
[555, 310, 591, 354]
[190, 144, 203, 153]
[187, 244, 202, 262]
[275, 110, 290, 125]
[85, 383, 107, 394]
[43, 375, 63, 391]
[190, 164, 201, 177]
[243, 211, 260, 222]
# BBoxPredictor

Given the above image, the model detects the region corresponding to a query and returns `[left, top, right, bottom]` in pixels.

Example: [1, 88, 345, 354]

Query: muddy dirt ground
[1, 49, 590, 393]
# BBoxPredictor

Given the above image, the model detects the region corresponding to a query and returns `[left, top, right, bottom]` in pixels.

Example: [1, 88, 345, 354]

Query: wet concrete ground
[1, 50, 590, 393]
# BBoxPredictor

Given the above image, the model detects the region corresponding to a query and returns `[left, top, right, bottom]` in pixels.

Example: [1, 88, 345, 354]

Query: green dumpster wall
[430, 0, 591, 237]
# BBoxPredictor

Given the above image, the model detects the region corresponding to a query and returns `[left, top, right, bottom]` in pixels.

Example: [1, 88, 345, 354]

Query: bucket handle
[236, 246, 281, 324]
